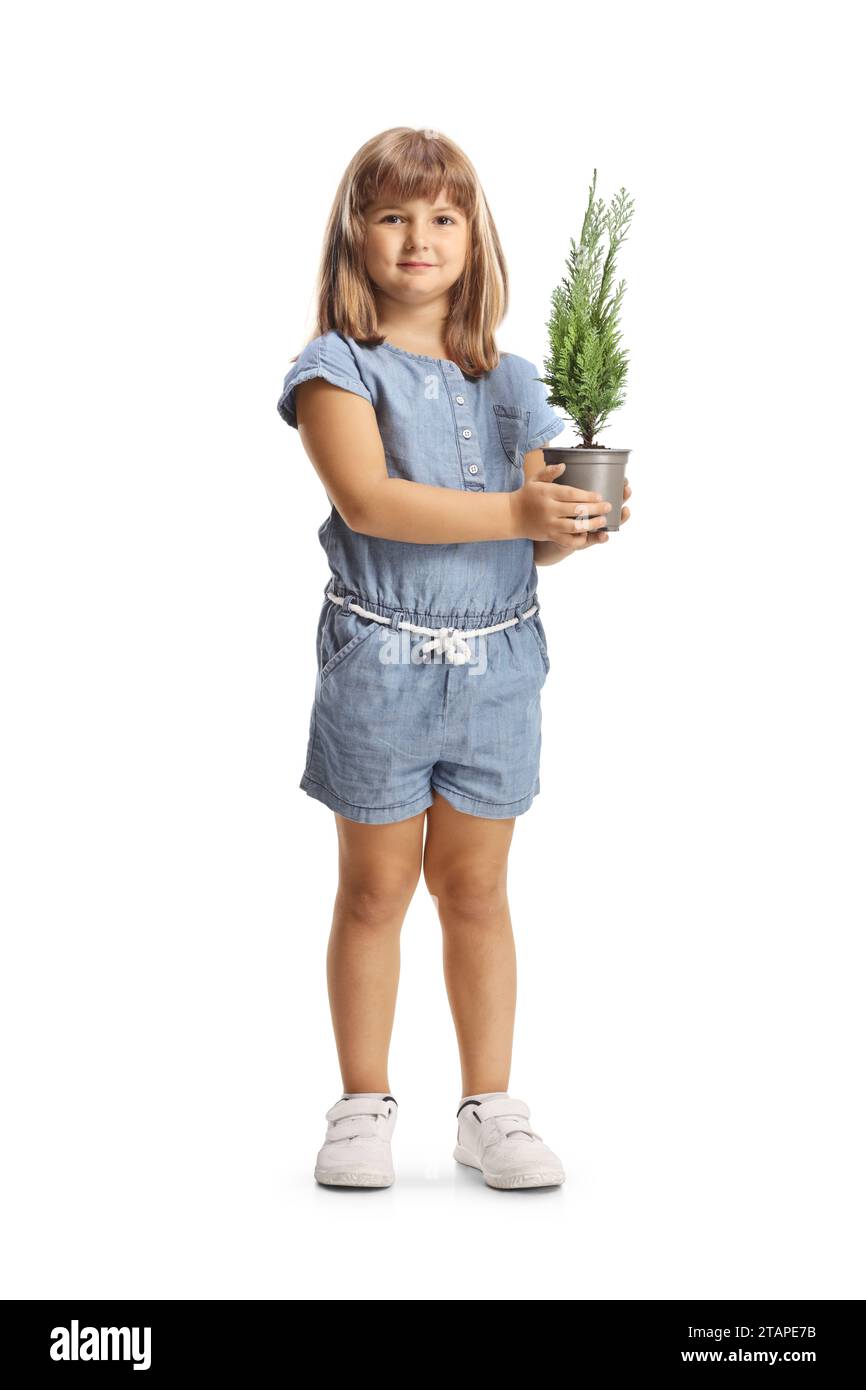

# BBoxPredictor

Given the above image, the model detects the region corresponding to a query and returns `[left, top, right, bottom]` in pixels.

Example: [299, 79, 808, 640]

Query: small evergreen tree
[539, 170, 635, 446]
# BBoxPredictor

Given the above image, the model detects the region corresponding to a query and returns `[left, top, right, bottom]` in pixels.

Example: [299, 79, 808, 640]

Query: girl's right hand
[510, 461, 612, 542]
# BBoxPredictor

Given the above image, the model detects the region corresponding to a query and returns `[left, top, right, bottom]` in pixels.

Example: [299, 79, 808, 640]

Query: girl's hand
[553, 472, 633, 547]
[511, 462, 612, 542]
[535, 477, 631, 563]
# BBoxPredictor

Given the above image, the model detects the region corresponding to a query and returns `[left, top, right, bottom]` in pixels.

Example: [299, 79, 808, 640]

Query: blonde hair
[298, 127, 509, 378]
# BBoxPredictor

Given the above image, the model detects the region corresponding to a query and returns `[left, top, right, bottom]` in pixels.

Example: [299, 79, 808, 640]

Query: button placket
[445, 363, 485, 490]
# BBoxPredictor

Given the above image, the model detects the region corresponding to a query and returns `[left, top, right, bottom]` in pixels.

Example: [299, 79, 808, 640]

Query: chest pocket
[493, 403, 530, 470]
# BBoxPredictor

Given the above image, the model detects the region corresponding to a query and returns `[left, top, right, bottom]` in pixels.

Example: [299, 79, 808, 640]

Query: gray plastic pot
[543, 446, 631, 532]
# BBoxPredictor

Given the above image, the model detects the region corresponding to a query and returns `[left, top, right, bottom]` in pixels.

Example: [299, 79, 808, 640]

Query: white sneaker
[314, 1094, 398, 1187]
[454, 1094, 566, 1189]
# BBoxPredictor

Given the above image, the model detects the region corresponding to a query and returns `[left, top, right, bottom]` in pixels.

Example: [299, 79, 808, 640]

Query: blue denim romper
[277, 331, 564, 824]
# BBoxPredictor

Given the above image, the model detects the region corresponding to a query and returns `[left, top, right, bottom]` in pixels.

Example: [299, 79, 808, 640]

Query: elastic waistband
[323, 581, 540, 629]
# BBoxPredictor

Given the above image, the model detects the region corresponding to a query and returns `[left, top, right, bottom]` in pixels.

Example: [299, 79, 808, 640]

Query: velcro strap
[325, 1097, 390, 1123]
[474, 1098, 530, 1124]
[480, 1117, 541, 1146]
[325, 1116, 383, 1143]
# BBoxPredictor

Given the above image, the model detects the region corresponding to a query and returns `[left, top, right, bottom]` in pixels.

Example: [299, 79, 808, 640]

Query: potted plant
[538, 169, 635, 530]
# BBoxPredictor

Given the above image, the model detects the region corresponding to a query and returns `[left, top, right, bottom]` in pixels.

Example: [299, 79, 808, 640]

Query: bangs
[356, 135, 477, 218]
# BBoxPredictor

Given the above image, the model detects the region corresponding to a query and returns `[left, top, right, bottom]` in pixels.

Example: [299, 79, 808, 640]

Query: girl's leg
[421, 791, 517, 1097]
[328, 809, 426, 1093]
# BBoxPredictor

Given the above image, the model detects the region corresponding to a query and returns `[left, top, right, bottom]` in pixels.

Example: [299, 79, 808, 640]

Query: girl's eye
[380, 215, 457, 226]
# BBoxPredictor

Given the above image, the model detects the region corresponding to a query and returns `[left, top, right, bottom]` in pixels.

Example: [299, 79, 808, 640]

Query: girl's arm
[295, 379, 604, 545]
[357, 476, 518, 543]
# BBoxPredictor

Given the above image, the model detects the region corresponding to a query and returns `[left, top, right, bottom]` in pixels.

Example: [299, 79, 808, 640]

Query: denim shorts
[299, 589, 551, 824]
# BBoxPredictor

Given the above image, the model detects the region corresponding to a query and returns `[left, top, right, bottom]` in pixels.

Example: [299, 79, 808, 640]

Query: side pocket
[319, 606, 380, 686]
[493, 403, 530, 469]
[524, 613, 551, 678]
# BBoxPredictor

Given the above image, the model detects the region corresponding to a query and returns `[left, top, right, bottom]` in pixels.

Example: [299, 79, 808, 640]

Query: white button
[462, 429, 472, 439]
[455, 395, 465, 405]
[468, 464, 479, 475]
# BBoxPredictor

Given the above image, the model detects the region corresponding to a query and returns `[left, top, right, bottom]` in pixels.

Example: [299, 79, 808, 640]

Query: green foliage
[539, 169, 635, 446]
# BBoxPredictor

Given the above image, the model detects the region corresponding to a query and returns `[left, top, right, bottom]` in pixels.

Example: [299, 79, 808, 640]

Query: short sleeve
[523, 362, 567, 450]
[276, 332, 374, 430]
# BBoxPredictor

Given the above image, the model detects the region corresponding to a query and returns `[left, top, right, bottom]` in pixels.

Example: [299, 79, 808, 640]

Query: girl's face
[363, 191, 468, 305]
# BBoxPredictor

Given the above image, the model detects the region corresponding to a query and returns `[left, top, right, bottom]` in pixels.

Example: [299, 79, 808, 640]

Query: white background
[2, 0, 863, 1301]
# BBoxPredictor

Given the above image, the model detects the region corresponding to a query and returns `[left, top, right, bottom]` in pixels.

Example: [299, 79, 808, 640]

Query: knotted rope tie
[417, 627, 475, 665]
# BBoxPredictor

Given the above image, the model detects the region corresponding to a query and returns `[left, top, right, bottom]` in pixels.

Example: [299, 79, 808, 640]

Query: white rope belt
[326, 590, 538, 666]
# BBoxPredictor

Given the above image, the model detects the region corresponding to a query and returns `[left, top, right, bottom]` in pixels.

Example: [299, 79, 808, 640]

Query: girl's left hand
[555, 476, 631, 550]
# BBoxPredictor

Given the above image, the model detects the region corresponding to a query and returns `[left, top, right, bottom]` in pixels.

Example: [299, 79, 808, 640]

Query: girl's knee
[425, 867, 508, 923]
[335, 868, 420, 927]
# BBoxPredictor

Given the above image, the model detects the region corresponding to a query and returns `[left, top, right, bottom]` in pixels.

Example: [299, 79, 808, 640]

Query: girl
[276, 128, 631, 1191]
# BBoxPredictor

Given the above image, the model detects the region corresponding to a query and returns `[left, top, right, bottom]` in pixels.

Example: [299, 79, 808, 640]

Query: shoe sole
[453, 1144, 565, 1189]
[314, 1168, 394, 1188]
